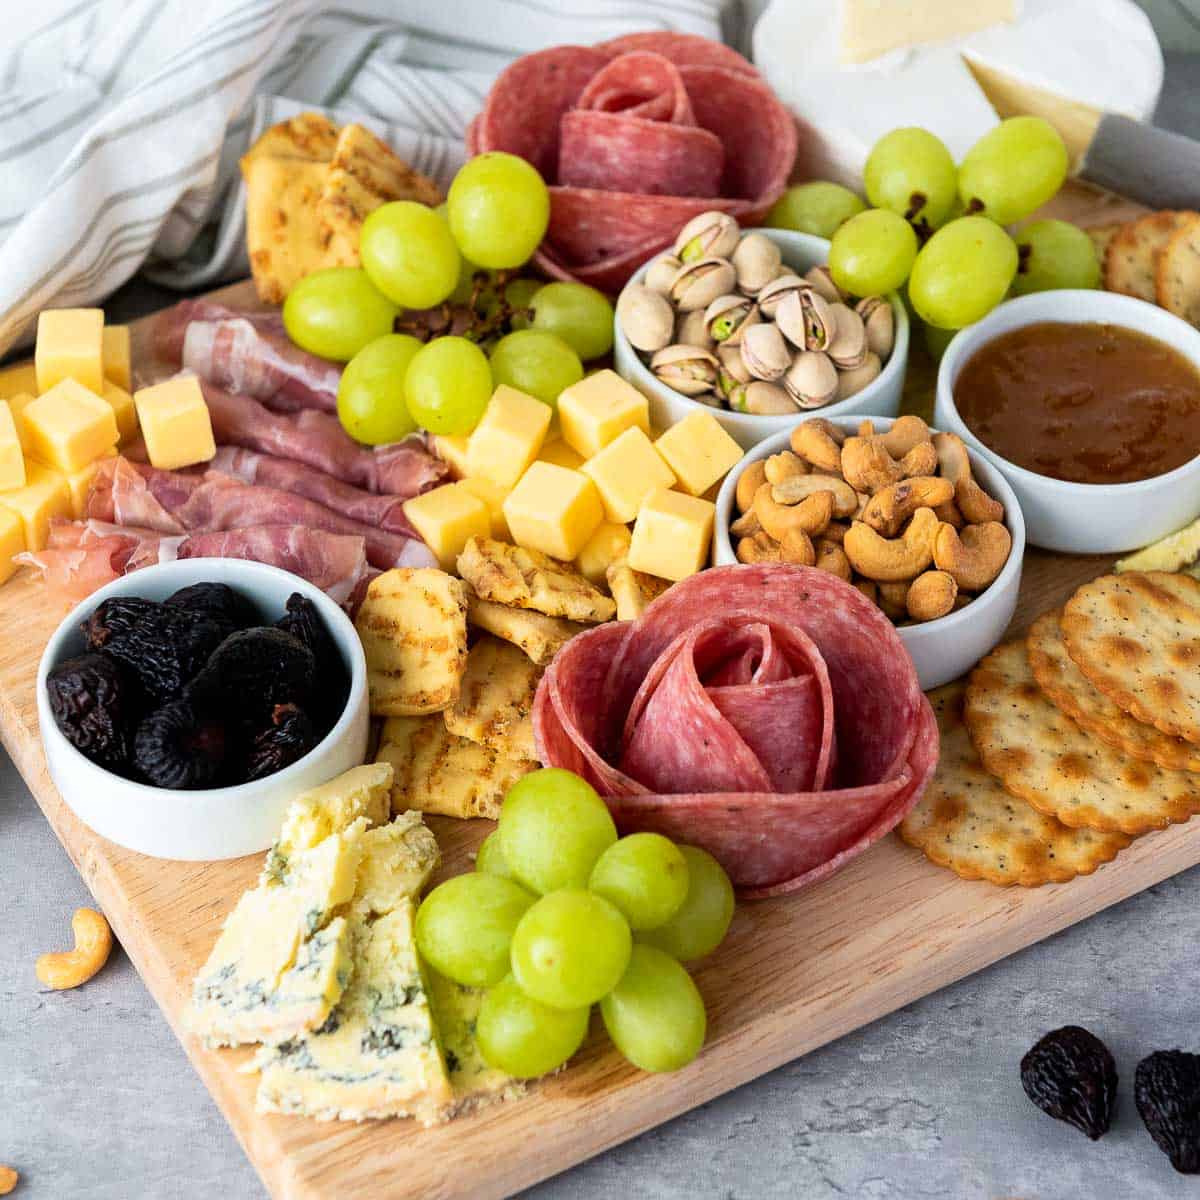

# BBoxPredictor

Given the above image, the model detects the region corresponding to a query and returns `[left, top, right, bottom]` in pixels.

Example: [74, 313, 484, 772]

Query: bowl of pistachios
[613, 217, 909, 449]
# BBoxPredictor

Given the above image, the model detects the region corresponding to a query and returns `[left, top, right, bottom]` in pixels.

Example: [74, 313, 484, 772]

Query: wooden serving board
[5, 185, 1190, 1200]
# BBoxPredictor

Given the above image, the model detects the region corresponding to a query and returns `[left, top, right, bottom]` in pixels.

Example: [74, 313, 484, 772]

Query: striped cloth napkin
[0, 0, 732, 356]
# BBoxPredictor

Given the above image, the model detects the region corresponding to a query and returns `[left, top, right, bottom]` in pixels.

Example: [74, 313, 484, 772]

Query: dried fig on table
[1020, 1025, 1117, 1141]
[134, 698, 227, 789]
[47, 653, 135, 773]
[1135, 1049, 1200, 1173]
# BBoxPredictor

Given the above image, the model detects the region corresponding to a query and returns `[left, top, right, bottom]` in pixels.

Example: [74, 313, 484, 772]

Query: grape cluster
[415, 768, 735, 1079]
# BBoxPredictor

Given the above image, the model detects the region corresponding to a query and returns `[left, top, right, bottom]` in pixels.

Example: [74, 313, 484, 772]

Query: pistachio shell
[783, 350, 839, 409]
[730, 380, 796, 415]
[716, 343, 752, 397]
[645, 253, 683, 295]
[835, 351, 882, 400]
[739, 322, 791, 381]
[703, 294, 759, 346]
[669, 256, 737, 312]
[775, 286, 834, 352]
[804, 265, 845, 304]
[617, 283, 675, 352]
[673, 211, 740, 262]
[675, 308, 715, 350]
[856, 296, 895, 359]
[731, 232, 782, 296]
[756, 273, 806, 321]
[826, 303, 868, 369]
[650, 344, 720, 397]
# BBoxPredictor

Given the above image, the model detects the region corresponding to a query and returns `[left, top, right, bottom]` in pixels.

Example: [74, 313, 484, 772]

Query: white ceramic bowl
[712, 415, 1026, 691]
[614, 229, 910, 450]
[37, 559, 369, 861]
[935, 290, 1200, 554]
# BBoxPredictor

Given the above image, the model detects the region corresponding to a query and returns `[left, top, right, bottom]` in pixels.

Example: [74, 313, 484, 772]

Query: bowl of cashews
[712, 413, 1026, 690]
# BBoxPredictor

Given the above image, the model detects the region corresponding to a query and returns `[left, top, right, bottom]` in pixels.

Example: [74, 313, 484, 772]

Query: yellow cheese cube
[22, 379, 119, 474]
[0, 361, 37, 401]
[433, 435, 471, 478]
[36, 308, 104, 394]
[537, 436, 585, 471]
[0, 505, 24, 585]
[628, 488, 715, 582]
[134, 376, 216, 470]
[502, 462, 603, 561]
[654, 411, 744, 497]
[5, 393, 35, 451]
[575, 522, 632, 586]
[581, 426, 676, 524]
[0, 403, 25, 492]
[466, 385, 552, 488]
[456, 476, 512, 541]
[557, 370, 649, 458]
[65, 447, 115, 519]
[102, 325, 132, 391]
[0, 460, 71, 552]
[102, 381, 138, 444]
[402, 482, 492, 570]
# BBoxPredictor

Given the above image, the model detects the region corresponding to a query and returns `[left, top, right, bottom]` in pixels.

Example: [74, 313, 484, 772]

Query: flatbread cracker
[966, 639, 1200, 834]
[242, 112, 339, 164]
[465, 588, 587, 666]
[1062, 571, 1200, 746]
[443, 635, 539, 760]
[1028, 609, 1200, 772]
[1104, 211, 1190, 301]
[1156, 212, 1200, 326]
[899, 682, 1130, 885]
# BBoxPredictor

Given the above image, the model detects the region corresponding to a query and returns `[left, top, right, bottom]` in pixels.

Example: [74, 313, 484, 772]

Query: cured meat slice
[596, 32, 761, 77]
[577, 51, 696, 124]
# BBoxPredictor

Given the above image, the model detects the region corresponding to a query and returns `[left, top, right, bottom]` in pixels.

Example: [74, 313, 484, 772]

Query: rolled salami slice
[576, 50, 697, 124]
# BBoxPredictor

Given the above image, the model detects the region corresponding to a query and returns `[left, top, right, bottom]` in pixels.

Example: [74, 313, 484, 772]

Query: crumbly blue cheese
[351, 812, 440, 918]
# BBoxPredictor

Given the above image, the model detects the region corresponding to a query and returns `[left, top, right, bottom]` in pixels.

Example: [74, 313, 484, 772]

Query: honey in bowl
[953, 322, 1200, 485]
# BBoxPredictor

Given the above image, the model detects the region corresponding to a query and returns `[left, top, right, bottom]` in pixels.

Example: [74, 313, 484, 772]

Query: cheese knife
[1078, 112, 1200, 210]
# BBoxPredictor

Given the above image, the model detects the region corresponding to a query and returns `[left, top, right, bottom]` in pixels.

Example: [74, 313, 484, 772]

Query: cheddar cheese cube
[0, 361, 37, 401]
[102, 325, 132, 392]
[628, 487, 715, 582]
[456, 476, 512, 542]
[402, 482, 492, 570]
[654, 411, 743, 497]
[433, 434, 471, 478]
[35, 308, 105, 394]
[537, 436, 585, 471]
[102, 381, 138, 444]
[134, 376, 216, 470]
[5, 393, 34, 451]
[466, 385, 552, 488]
[557, 370, 649, 458]
[0, 505, 24, 586]
[0, 460, 71, 552]
[502, 462, 603, 561]
[575, 521, 632, 586]
[22, 379, 119, 474]
[581, 426, 676, 524]
[65, 447, 115, 519]
[0, 403, 25, 492]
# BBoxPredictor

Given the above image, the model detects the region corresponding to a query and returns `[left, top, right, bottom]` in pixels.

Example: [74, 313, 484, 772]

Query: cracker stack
[901, 571, 1200, 885]
[1090, 209, 1200, 325]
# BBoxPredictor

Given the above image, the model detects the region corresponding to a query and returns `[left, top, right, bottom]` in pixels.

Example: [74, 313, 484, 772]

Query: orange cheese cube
[575, 522, 632, 586]
[102, 325, 132, 391]
[102, 381, 138, 444]
[628, 487, 715, 582]
[134, 376, 216, 470]
[22, 379, 119, 473]
[0, 460, 71, 552]
[0, 403, 25, 492]
[466, 385, 552, 488]
[0, 361, 37, 401]
[456, 476, 512, 541]
[502, 462, 603, 561]
[0, 505, 24, 585]
[654, 411, 743, 497]
[402, 482, 492, 570]
[581, 426, 676, 523]
[35, 308, 104, 394]
[5, 393, 35, 452]
[432, 435, 471, 478]
[537, 436, 585, 471]
[557, 370, 649, 458]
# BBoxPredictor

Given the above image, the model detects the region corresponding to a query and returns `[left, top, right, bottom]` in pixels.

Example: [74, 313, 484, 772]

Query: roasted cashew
[807, 416, 847, 445]
[880, 415, 932, 460]
[877, 580, 910, 620]
[780, 529, 816, 566]
[906, 570, 959, 622]
[764, 450, 808, 486]
[839, 436, 903, 495]
[933, 499, 965, 530]
[857, 418, 876, 437]
[737, 531, 782, 564]
[754, 483, 833, 541]
[822, 520, 848, 545]
[898, 441, 938, 478]
[861, 476, 955, 537]
[853, 578, 879, 605]
[933, 521, 1012, 591]
[729, 508, 762, 538]
[932, 432, 1004, 524]
[735, 460, 767, 512]
[36, 908, 112, 990]
[0, 1167, 17, 1196]
[843, 506, 938, 582]
[790, 422, 842, 472]
[814, 539, 852, 581]
[771, 473, 859, 517]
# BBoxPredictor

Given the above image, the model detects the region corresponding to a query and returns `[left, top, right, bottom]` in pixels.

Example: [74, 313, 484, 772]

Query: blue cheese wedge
[351, 812, 440, 917]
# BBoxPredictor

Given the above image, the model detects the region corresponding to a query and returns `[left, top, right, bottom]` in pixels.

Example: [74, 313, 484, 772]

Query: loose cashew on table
[36, 907, 113, 990]
[0, 1165, 18, 1195]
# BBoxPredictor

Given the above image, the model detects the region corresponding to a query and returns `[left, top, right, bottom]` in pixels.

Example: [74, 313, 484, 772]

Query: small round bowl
[37, 559, 369, 861]
[614, 228, 910, 450]
[712, 414, 1026, 691]
[935, 290, 1200, 554]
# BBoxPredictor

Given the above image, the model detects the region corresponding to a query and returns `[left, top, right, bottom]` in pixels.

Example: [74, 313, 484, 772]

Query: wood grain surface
[6, 185, 1191, 1200]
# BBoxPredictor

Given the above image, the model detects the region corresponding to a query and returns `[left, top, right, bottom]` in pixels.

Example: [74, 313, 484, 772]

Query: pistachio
[645, 253, 683, 295]
[669, 256, 737, 312]
[739, 322, 791, 381]
[616, 283, 674, 352]
[730, 380, 796, 415]
[826, 303, 868, 369]
[804, 264, 845, 304]
[835, 351, 882, 400]
[675, 308, 715, 351]
[650, 344, 720, 397]
[782, 350, 839, 409]
[856, 295, 895, 359]
[732, 232, 782, 296]
[757, 273, 807, 321]
[673, 211, 740, 262]
[703, 294, 759, 346]
[716, 343, 751, 399]
[775, 286, 834, 352]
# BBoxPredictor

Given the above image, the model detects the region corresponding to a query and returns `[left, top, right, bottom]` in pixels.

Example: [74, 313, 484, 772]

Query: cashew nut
[814, 539, 852, 581]
[843, 506, 939, 582]
[737, 531, 781, 564]
[933, 499, 965, 529]
[933, 521, 1012, 591]
[36, 908, 112, 990]
[906, 570, 959, 622]
[898, 440, 938, 479]
[857, 418, 876, 437]
[0, 1167, 17, 1196]
[764, 450, 808, 486]
[822, 520, 848, 545]
[729, 508, 761, 538]
[854, 578, 879, 605]
[877, 580, 911, 620]
[754, 483, 833, 541]
[880, 415, 931, 460]
[932, 432, 1004, 524]
[839, 436, 903, 495]
[735, 460, 767, 513]
[790, 421, 842, 472]
[771, 473, 859, 517]
[780, 528, 816, 565]
[861, 476, 954, 536]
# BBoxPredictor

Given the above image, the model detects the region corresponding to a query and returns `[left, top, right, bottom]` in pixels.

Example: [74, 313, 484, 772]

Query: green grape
[447, 152, 550, 270]
[498, 768, 617, 894]
[829, 210, 918, 297]
[475, 974, 589, 1079]
[588, 833, 689, 931]
[958, 116, 1069, 226]
[764, 181, 865, 239]
[437, 203, 491, 305]
[864, 127, 958, 230]
[360, 201, 461, 310]
[510, 889, 631, 1009]
[282, 268, 397, 362]
[638, 845, 734, 962]
[336, 333, 421, 445]
[529, 282, 614, 360]
[600, 944, 706, 1073]
[923, 321, 957, 362]
[1012, 219, 1101, 295]
[907, 216, 1018, 330]
[414, 873, 535, 988]
[476, 830, 515, 880]
[489, 329, 583, 408]
[403, 336, 493, 434]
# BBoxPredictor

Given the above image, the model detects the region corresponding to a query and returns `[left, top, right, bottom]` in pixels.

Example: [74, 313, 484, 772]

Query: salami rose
[533, 565, 938, 897]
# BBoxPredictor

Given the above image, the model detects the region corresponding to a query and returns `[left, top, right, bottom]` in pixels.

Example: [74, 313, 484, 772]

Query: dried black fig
[187, 627, 315, 723]
[275, 593, 347, 734]
[165, 582, 257, 638]
[1020, 1025, 1116, 1141]
[1135, 1050, 1200, 1173]
[83, 597, 161, 650]
[134, 699, 227, 789]
[243, 703, 317, 781]
[47, 653, 134, 772]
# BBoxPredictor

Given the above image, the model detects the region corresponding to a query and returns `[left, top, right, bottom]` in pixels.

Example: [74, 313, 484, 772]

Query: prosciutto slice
[533, 564, 938, 897]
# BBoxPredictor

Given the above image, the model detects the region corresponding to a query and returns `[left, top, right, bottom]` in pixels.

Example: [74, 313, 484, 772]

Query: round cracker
[1104, 210, 1191, 301]
[966, 639, 1200, 835]
[899, 681, 1131, 885]
[1062, 572, 1200, 746]
[1155, 212, 1200, 326]
[1027, 609, 1200, 772]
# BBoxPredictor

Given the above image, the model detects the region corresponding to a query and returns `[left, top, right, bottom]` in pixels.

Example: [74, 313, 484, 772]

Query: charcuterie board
[7, 184, 1199, 1200]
